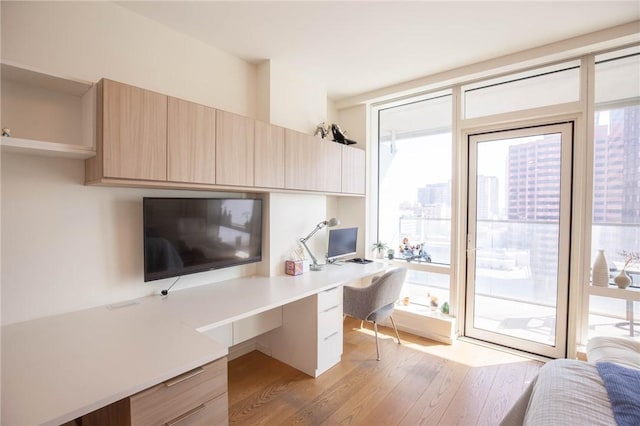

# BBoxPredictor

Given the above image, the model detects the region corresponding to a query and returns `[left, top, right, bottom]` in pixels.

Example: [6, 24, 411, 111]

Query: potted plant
[371, 241, 388, 259]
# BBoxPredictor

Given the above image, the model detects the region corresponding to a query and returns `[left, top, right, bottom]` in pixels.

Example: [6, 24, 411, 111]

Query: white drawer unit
[317, 285, 341, 312]
[265, 286, 343, 377]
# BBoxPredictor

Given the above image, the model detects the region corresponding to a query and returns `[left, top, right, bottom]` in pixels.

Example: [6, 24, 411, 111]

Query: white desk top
[2, 262, 385, 426]
[143, 262, 387, 332]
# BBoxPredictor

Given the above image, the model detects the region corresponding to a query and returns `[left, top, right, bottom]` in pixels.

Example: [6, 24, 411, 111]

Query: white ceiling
[116, 1, 640, 101]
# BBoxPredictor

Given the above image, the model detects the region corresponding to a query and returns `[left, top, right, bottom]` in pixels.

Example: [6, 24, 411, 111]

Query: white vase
[614, 269, 631, 289]
[592, 249, 609, 287]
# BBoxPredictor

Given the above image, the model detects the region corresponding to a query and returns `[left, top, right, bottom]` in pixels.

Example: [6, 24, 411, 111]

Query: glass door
[465, 123, 573, 358]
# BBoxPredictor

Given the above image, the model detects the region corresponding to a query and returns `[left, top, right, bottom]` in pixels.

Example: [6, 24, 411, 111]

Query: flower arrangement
[620, 250, 640, 271]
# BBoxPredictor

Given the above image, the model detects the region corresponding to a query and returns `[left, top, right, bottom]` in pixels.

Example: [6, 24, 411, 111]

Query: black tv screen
[143, 197, 262, 282]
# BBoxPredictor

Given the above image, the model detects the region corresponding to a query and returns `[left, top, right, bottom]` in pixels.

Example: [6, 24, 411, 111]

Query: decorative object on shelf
[399, 237, 432, 263]
[614, 250, 639, 289]
[1, 128, 10, 137]
[314, 122, 329, 139]
[429, 293, 439, 310]
[620, 250, 639, 270]
[441, 301, 450, 315]
[299, 217, 340, 271]
[402, 296, 410, 306]
[387, 248, 395, 260]
[592, 249, 610, 287]
[371, 241, 388, 259]
[330, 123, 357, 145]
[614, 269, 632, 289]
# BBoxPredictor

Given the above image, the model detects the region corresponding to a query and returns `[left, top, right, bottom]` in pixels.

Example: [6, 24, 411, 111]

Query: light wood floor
[228, 317, 543, 426]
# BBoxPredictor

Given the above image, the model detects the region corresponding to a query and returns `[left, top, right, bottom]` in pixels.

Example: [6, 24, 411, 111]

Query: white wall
[256, 61, 271, 123]
[268, 60, 327, 133]
[1, 1, 256, 117]
[1, 153, 264, 325]
[0, 2, 340, 325]
[268, 193, 329, 276]
[337, 104, 367, 147]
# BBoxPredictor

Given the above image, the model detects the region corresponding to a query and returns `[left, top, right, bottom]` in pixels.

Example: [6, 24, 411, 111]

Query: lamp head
[327, 217, 340, 227]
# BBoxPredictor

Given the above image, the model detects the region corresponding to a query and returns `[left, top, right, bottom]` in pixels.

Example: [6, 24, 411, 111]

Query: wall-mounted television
[143, 197, 262, 282]
[326, 227, 358, 262]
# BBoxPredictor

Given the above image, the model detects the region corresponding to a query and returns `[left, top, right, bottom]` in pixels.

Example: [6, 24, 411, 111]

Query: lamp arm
[297, 218, 338, 272]
[299, 238, 319, 267]
[300, 222, 326, 243]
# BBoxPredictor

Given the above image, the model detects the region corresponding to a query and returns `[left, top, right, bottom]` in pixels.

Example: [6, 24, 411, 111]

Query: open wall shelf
[1, 61, 96, 159]
[1, 136, 95, 159]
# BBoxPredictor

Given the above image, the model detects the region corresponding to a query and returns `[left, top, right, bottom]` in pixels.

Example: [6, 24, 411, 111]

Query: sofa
[500, 337, 640, 426]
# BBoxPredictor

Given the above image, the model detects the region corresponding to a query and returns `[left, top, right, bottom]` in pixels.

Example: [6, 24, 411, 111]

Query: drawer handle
[323, 305, 339, 313]
[164, 367, 205, 387]
[324, 331, 339, 341]
[165, 403, 206, 426]
[323, 287, 338, 293]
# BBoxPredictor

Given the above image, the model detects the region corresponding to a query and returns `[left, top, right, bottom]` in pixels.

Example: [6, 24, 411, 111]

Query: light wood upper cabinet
[95, 79, 167, 181]
[83, 77, 364, 196]
[285, 129, 343, 193]
[167, 97, 216, 184]
[216, 110, 254, 186]
[318, 141, 342, 193]
[284, 129, 317, 191]
[341, 146, 365, 194]
[254, 121, 285, 189]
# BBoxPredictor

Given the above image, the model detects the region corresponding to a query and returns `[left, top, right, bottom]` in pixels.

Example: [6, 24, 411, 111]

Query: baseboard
[382, 308, 456, 344]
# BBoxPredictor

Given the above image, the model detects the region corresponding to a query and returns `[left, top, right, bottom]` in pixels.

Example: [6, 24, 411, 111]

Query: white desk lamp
[299, 218, 340, 271]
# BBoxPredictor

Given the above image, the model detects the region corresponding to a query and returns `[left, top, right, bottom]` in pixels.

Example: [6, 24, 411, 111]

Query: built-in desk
[2, 262, 386, 426]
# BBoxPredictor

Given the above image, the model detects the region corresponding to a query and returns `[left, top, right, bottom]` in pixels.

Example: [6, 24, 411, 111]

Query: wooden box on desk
[285, 260, 303, 276]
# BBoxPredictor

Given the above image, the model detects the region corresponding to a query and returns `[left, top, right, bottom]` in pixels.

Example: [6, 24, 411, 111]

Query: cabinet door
[102, 79, 167, 181]
[318, 141, 342, 193]
[167, 97, 216, 184]
[284, 130, 317, 191]
[341, 146, 365, 194]
[216, 110, 254, 186]
[254, 121, 285, 189]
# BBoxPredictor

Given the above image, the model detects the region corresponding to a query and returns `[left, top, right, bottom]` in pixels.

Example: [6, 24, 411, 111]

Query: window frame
[367, 44, 640, 356]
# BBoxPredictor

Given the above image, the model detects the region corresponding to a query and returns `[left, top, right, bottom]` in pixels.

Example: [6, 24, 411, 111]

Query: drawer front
[318, 305, 342, 341]
[317, 328, 343, 375]
[317, 286, 342, 313]
[165, 392, 228, 426]
[130, 358, 227, 426]
[233, 307, 283, 345]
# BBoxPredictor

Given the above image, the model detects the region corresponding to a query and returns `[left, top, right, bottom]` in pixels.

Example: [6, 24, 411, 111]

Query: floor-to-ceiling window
[372, 44, 640, 354]
[586, 46, 640, 340]
[376, 94, 453, 311]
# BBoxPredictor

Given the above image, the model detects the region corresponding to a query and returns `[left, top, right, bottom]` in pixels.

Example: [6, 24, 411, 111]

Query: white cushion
[586, 336, 640, 369]
[523, 359, 613, 426]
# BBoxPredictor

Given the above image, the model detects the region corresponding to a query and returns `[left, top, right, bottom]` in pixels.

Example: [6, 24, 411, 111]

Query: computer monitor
[327, 227, 358, 262]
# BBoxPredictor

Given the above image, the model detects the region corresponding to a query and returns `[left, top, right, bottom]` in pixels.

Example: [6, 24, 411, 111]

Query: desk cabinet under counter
[81, 357, 228, 426]
[263, 285, 343, 377]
